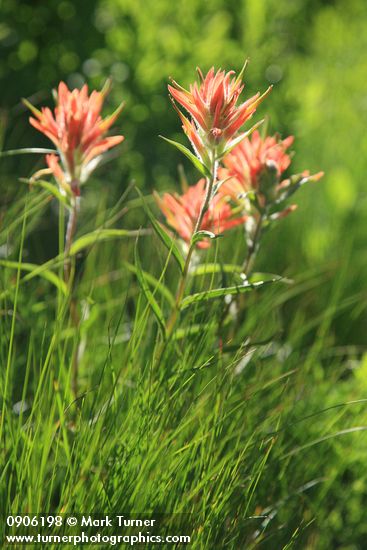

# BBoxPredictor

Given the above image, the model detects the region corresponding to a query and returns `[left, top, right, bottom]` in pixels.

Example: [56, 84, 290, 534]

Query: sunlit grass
[1, 184, 366, 549]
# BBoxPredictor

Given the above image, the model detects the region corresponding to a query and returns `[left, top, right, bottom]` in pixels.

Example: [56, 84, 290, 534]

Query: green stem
[218, 210, 266, 338]
[156, 152, 217, 361]
[64, 197, 78, 284]
[64, 196, 80, 399]
[242, 211, 264, 275]
[57, 200, 65, 317]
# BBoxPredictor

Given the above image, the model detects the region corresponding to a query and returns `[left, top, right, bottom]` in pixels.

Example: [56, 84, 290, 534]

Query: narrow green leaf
[0, 148, 57, 158]
[134, 245, 166, 338]
[190, 263, 243, 277]
[124, 261, 175, 306]
[180, 279, 279, 310]
[234, 58, 249, 87]
[22, 97, 43, 117]
[99, 101, 125, 131]
[249, 272, 293, 284]
[282, 426, 367, 459]
[0, 260, 67, 295]
[173, 323, 212, 340]
[212, 176, 232, 195]
[159, 135, 211, 178]
[19, 178, 69, 206]
[69, 229, 139, 256]
[136, 187, 185, 273]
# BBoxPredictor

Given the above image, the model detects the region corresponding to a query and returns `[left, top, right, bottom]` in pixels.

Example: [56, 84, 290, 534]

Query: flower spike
[155, 179, 246, 249]
[218, 130, 323, 218]
[168, 65, 270, 161]
[25, 81, 124, 194]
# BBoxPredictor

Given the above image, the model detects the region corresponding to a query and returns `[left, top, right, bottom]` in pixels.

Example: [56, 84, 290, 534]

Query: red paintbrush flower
[25, 81, 124, 195]
[168, 64, 271, 162]
[155, 179, 246, 249]
[219, 130, 294, 198]
[219, 130, 323, 217]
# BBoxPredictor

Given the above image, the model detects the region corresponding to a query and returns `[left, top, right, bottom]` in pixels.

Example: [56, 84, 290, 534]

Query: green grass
[1, 183, 367, 549]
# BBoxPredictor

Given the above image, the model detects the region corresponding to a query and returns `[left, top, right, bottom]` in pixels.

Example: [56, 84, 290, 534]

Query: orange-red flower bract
[168, 66, 271, 161]
[218, 130, 324, 218]
[218, 130, 294, 199]
[27, 82, 124, 193]
[45, 153, 70, 192]
[155, 179, 246, 249]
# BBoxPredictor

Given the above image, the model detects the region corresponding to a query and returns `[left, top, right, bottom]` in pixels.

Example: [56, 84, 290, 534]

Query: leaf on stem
[159, 136, 211, 178]
[19, 178, 69, 206]
[0, 148, 57, 158]
[249, 272, 294, 284]
[180, 278, 281, 310]
[190, 230, 220, 247]
[190, 263, 243, 276]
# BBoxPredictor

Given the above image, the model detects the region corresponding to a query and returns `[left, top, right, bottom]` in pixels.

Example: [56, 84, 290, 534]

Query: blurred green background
[1, 1, 367, 545]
